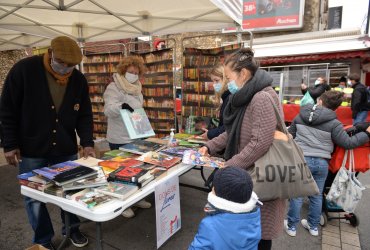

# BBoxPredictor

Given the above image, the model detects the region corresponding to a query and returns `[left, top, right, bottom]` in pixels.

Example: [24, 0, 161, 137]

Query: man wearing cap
[0, 36, 95, 249]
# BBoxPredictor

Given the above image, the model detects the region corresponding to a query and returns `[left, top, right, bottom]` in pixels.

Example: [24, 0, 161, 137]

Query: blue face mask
[227, 80, 239, 94]
[213, 82, 222, 93]
[50, 53, 75, 75]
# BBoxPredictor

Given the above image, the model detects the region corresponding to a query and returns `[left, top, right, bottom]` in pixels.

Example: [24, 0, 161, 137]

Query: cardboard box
[26, 244, 48, 250]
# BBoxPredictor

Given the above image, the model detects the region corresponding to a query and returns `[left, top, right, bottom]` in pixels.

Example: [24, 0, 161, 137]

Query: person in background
[348, 73, 369, 125]
[200, 64, 231, 140]
[198, 48, 286, 250]
[285, 91, 370, 238]
[153, 39, 166, 50]
[189, 166, 261, 250]
[103, 55, 151, 218]
[338, 76, 347, 89]
[301, 76, 331, 103]
[0, 36, 95, 249]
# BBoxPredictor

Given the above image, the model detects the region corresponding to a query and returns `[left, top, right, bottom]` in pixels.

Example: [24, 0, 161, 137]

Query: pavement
[0, 149, 366, 250]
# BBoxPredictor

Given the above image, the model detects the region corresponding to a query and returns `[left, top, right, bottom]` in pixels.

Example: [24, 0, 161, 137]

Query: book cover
[119, 140, 165, 155]
[95, 182, 139, 200]
[62, 167, 107, 191]
[109, 166, 151, 183]
[119, 158, 144, 168]
[120, 108, 155, 139]
[137, 152, 181, 169]
[187, 135, 207, 145]
[19, 179, 53, 192]
[18, 171, 50, 184]
[52, 166, 97, 186]
[43, 185, 64, 197]
[178, 140, 200, 148]
[174, 133, 193, 140]
[112, 175, 154, 188]
[76, 190, 115, 210]
[32, 161, 81, 180]
[104, 150, 135, 158]
[182, 150, 224, 168]
[98, 160, 123, 170]
[160, 146, 190, 157]
[150, 167, 167, 179]
[74, 157, 103, 167]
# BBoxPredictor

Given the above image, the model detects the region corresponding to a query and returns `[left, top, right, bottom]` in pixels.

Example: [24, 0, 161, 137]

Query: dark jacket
[302, 83, 331, 103]
[288, 104, 369, 159]
[351, 82, 369, 118]
[0, 55, 94, 157]
[207, 90, 231, 140]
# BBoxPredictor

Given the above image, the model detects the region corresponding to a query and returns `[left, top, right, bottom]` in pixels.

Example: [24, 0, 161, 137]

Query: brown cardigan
[206, 86, 286, 240]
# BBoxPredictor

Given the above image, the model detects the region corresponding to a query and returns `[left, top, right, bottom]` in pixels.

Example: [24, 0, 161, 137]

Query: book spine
[110, 179, 142, 188]
[19, 179, 46, 191]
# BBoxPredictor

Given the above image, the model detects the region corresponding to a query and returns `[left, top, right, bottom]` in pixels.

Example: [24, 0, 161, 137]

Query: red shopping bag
[329, 142, 370, 173]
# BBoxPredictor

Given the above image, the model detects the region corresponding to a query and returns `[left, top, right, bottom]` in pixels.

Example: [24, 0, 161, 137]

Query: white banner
[155, 176, 181, 249]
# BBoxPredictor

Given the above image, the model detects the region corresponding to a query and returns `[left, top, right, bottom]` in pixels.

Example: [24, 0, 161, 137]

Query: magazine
[137, 151, 181, 169]
[182, 150, 224, 168]
[120, 108, 155, 139]
[160, 146, 190, 157]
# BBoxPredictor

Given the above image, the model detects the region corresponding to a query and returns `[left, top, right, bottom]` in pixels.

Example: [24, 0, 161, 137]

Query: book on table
[73, 157, 103, 167]
[120, 108, 155, 139]
[119, 140, 165, 155]
[104, 149, 135, 158]
[62, 166, 108, 191]
[52, 166, 98, 186]
[182, 150, 225, 168]
[137, 151, 181, 169]
[32, 161, 81, 180]
[18, 171, 50, 185]
[112, 175, 154, 188]
[160, 146, 191, 157]
[75, 189, 116, 210]
[108, 166, 152, 184]
[95, 182, 139, 200]
[187, 135, 207, 145]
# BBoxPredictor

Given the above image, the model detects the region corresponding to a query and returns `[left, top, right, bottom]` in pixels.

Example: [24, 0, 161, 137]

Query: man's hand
[83, 146, 96, 158]
[5, 149, 21, 167]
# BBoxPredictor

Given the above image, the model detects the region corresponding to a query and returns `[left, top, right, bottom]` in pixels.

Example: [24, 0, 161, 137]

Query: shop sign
[242, 0, 305, 31]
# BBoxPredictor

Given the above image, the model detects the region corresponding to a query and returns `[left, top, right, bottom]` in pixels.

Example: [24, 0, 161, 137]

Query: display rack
[181, 44, 243, 132]
[129, 39, 177, 138]
[82, 44, 126, 139]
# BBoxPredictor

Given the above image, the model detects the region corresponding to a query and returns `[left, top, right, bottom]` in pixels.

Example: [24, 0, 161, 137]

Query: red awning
[259, 50, 370, 66]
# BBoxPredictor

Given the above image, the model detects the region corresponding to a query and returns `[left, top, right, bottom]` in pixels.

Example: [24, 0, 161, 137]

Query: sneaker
[301, 219, 319, 236]
[121, 207, 135, 218]
[134, 199, 152, 209]
[284, 219, 296, 237]
[69, 231, 88, 247]
[42, 242, 56, 250]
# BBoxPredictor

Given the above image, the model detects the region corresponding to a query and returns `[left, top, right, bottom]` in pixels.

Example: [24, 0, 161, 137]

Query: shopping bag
[329, 142, 370, 173]
[249, 93, 319, 201]
[327, 150, 365, 212]
[300, 91, 314, 107]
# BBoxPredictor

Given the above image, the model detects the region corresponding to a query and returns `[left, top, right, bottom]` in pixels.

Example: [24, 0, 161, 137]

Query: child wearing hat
[189, 166, 261, 250]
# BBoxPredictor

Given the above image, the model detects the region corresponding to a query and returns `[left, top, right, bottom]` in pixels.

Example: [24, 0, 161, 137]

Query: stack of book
[108, 166, 154, 188]
[119, 140, 165, 155]
[66, 188, 115, 210]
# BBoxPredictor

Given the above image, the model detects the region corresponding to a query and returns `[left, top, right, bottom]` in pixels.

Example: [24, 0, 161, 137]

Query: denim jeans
[20, 154, 80, 245]
[353, 110, 368, 125]
[287, 156, 328, 229]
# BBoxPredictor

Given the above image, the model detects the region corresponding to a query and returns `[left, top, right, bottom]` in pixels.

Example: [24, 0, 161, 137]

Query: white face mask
[314, 79, 321, 85]
[125, 72, 139, 83]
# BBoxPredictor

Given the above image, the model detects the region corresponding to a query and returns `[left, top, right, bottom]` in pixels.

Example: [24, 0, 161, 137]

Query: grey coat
[288, 104, 369, 159]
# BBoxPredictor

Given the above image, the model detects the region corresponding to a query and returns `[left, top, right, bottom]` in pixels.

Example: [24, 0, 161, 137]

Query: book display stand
[129, 38, 178, 138]
[81, 43, 127, 139]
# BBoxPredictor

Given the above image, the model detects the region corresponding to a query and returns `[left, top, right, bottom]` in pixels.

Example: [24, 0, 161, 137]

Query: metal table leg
[96, 222, 103, 250]
[57, 211, 70, 250]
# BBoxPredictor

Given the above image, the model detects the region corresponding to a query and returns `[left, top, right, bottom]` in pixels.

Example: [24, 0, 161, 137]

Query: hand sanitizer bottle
[168, 128, 175, 147]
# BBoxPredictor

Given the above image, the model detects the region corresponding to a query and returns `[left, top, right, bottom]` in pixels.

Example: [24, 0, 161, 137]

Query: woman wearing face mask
[200, 64, 231, 140]
[301, 76, 331, 103]
[198, 48, 286, 250]
[103, 56, 151, 218]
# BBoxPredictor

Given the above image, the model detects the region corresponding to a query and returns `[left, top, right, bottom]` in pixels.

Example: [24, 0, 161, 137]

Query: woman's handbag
[249, 93, 319, 201]
[326, 150, 365, 212]
[300, 91, 314, 107]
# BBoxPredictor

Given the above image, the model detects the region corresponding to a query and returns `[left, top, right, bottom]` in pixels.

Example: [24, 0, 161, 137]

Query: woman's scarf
[223, 69, 273, 160]
[43, 53, 72, 86]
[113, 73, 142, 96]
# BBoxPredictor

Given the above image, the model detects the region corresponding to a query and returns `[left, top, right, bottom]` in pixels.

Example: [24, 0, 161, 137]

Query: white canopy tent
[0, 0, 236, 51]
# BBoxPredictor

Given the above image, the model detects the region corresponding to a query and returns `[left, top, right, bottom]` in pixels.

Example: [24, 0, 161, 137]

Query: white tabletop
[21, 163, 193, 222]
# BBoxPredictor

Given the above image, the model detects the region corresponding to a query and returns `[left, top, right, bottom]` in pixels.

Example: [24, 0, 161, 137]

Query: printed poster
[155, 176, 181, 248]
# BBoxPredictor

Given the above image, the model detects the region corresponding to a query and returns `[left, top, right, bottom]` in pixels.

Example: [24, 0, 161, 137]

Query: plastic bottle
[168, 128, 175, 146]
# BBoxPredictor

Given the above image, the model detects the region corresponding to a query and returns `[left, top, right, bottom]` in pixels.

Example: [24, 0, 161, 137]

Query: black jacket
[301, 83, 331, 103]
[351, 82, 369, 118]
[207, 90, 231, 140]
[0, 55, 94, 157]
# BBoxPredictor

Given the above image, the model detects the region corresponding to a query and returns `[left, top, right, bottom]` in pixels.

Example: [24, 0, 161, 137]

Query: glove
[354, 122, 370, 132]
[121, 103, 134, 112]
